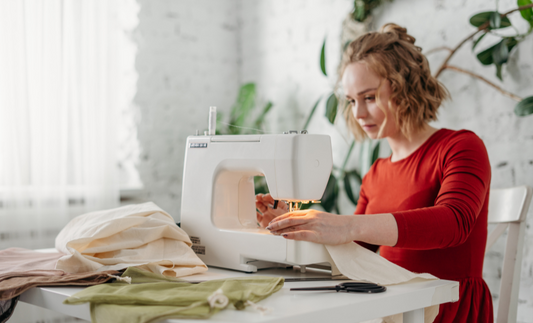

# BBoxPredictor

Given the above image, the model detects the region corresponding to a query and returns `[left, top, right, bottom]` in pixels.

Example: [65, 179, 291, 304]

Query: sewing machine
[180, 126, 334, 273]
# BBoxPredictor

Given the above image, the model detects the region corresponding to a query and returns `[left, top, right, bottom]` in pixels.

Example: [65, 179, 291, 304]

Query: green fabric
[119, 267, 189, 283]
[64, 267, 284, 323]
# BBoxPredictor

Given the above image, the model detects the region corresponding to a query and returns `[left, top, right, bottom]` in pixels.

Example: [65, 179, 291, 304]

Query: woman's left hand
[265, 209, 357, 245]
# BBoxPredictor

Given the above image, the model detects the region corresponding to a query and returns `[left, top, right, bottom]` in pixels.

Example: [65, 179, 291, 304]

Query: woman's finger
[255, 201, 268, 213]
[281, 230, 316, 242]
[268, 210, 308, 224]
[263, 193, 275, 204]
[267, 215, 310, 231]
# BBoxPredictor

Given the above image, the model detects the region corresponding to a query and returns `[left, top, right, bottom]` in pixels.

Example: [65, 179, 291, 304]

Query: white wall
[135, 0, 241, 217]
[135, 0, 533, 320]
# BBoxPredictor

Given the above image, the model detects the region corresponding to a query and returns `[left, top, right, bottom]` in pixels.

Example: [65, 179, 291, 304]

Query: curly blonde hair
[340, 23, 449, 140]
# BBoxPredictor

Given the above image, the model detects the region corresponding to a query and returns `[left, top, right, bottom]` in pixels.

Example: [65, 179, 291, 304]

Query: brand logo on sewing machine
[192, 245, 206, 255]
[190, 143, 208, 148]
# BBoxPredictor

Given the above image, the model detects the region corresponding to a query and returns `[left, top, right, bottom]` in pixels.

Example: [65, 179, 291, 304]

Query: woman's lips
[362, 124, 376, 131]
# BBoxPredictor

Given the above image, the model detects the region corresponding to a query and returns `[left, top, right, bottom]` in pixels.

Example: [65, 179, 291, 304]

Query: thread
[219, 122, 274, 134]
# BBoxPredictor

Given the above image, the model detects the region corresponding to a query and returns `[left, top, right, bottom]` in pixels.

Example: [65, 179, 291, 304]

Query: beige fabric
[0, 248, 63, 277]
[55, 202, 207, 277]
[326, 243, 439, 323]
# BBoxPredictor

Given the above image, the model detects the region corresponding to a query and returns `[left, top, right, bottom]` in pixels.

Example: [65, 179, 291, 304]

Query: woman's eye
[364, 96, 375, 101]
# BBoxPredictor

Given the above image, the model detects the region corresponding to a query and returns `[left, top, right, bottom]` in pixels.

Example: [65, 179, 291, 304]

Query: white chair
[485, 186, 533, 323]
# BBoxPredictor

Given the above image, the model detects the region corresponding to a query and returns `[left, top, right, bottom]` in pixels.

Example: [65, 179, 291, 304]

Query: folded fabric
[55, 202, 207, 277]
[0, 270, 121, 301]
[0, 248, 63, 277]
[64, 267, 284, 323]
[0, 248, 120, 323]
[326, 243, 439, 323]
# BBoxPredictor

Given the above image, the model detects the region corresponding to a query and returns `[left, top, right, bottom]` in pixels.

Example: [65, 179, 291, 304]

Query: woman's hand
[255, 193, 288, 228]
[265, 209, 358, 245]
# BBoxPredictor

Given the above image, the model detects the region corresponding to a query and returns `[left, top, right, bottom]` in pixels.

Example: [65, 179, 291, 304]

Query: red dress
[355, 129, 493, 323]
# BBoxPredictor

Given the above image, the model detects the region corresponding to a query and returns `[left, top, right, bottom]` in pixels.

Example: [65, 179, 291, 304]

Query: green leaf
[490, 11, 501, 29]
[472, 32, 487, 51]
[253, 101, 273, 132]
[325, 93, 338, 124]
[371, 140, 381, 164]
[343, 172, 357, 205]
[229, 83, 256, 133]
[492, 39, 510, 66]
[477, 37, 518, 66]
[495, 63, 503, 81]
[514, 96, 533, 116]
[216, 112, 225, 135]
[343, 170, 362, 206]
[477, 44, 495, 65]
[340, 140, 356, 175]
[517, 0, 533, 25]
[320, 38, 327, 76]
[254, 176, 269, 195]
[469, 11, 511, 29]
[302, 96, 321, 130]
[354, 2, 365, 21]
[320, 174, 338, 212]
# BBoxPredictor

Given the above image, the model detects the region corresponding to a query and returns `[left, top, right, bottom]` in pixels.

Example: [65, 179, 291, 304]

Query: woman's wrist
[347, 213, 399, 246]
[346, 214, 362, 243]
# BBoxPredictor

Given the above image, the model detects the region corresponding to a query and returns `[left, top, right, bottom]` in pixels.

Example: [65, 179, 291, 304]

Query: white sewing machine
[180, 115, 334, 272]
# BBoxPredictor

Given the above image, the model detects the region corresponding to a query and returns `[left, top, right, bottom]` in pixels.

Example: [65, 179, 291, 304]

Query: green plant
[217, 83, 273, 194]
[352, 0, 389, 22]
[216, 83, 273, 135]
[431, 0, 533, 116]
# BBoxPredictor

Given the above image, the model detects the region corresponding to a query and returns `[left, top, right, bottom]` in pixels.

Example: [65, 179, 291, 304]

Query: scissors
[290, 282, 386, 294]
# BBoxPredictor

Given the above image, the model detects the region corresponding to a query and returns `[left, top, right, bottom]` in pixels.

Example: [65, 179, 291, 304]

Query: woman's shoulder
[434, 128, 487, 151]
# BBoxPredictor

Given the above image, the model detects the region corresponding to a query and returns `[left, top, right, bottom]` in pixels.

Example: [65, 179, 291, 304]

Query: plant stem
[444, 65, 523, 102]
[424, 46, 453, 55]
[434, 3, 533, 78]
[340, 140, 356, 178]
[302, 96, 322, 130]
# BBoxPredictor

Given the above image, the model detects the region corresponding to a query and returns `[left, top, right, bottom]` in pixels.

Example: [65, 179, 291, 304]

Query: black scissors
[290, 282, 386, 294]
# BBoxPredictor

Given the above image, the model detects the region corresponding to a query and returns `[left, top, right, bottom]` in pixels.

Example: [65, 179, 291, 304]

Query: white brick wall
[135, 0, 241, 217]
[136, 0, 533, 320]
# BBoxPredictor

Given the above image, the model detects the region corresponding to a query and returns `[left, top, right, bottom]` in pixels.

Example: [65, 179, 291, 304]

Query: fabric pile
[1, 202, 215, 322]
[64, 267, 284, 323]
[0, 248, 120, 323]
[55, 202, 207, 277]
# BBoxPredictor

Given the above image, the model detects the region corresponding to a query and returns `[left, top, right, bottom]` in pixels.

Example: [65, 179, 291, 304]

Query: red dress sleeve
[392, 132, 491, 249]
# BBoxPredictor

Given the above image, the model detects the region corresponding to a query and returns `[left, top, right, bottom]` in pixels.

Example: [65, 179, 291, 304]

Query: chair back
[486, 186, 532, 323]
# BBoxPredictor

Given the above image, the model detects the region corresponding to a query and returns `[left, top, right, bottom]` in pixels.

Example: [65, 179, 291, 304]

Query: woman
[256, 24, 493, 323]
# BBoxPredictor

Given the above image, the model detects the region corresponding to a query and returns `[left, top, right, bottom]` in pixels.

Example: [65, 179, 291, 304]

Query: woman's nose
[352, 103, 367, 119]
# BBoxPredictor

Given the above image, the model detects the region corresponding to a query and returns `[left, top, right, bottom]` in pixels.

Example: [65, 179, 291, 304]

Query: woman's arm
[266, 210, 398, 246]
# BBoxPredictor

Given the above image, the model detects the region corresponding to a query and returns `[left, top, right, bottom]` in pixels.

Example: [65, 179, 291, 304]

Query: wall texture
[135, 0, 241, 217]
[135, 0, 533, 321]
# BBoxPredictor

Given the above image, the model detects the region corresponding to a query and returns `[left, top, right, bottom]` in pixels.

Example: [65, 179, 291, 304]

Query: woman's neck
[387, 125, 438, 162]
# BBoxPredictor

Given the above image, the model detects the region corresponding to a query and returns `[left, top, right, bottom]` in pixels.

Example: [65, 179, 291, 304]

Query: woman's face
[342, 62, 399, 140]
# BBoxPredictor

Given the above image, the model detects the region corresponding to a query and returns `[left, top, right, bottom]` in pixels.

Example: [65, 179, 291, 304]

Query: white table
[19, 266, 459, 323]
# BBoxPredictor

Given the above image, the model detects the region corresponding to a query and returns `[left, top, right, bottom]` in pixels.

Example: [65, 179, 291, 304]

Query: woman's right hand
[255, 193, 288, 228]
